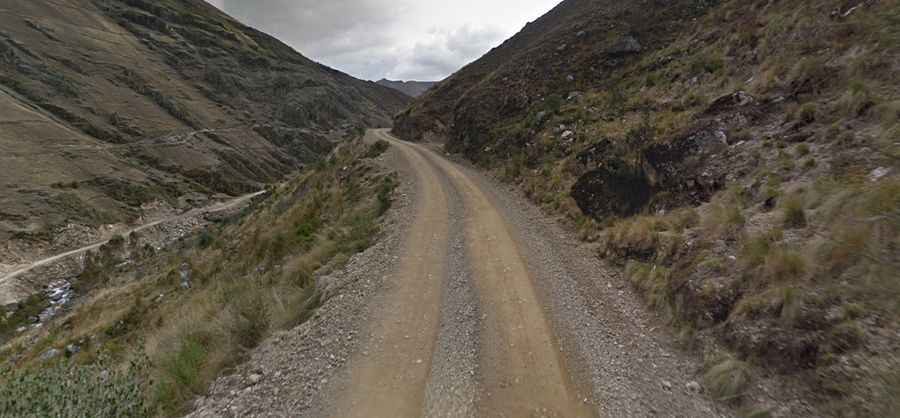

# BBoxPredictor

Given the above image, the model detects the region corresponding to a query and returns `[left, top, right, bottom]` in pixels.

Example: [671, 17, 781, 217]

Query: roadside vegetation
[0, 139, 396, 417]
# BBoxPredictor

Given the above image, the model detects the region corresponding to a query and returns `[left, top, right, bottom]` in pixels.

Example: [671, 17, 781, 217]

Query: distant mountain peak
[376, 79, 437, 98]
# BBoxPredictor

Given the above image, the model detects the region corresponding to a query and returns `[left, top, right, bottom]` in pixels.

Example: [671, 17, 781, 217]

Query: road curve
[329, 129, 592, 417]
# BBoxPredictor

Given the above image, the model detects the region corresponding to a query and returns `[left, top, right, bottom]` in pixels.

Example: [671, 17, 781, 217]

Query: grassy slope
[397, 0, 899, 415]
[0, 139, 398, 416]
[0, 0, 408, 245]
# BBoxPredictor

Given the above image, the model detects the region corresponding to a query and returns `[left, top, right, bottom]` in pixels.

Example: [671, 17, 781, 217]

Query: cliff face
[396, 0, 900, 414]
[0, 0, 409, 247]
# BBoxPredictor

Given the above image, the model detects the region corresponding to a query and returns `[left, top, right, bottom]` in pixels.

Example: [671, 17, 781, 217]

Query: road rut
[332, 130, 591, 417]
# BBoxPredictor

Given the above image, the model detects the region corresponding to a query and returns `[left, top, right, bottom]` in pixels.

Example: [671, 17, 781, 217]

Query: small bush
[704, 200, 746, 239]
[704, 358, 752, 402]
[376, 176, 397, 216]
[365, 140, 390, 159]
[782, 195, 807, 229]
[797, 103, 818, 124]
[795, 143, 811, 157]
[835, 82, 875, 118]
[763, 248, 807, 283]
[228, 288, 271, 350]
[828, 321, 865, 353]
[154, 335, 209, 414]
[197, 230, 215, 249]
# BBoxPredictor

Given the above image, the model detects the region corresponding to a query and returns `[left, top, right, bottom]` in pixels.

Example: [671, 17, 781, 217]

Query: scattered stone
[577, 30, 587, 38]
[40, 348, 61, 361]
[561, 130, 575, 141]
[65, 343, 81, 356]
[607, 35, 642, 55]
[869, 167, 890, 182]
[179, 262, 192, 289]
[248, 373, 263, 385]
[661, 380, 673, 391]
[566, 74, 575, 82]
[686, 381, 702, 393]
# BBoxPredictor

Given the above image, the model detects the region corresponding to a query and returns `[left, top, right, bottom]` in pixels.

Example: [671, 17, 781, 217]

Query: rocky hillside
[0, 0, 408, 258]
[376, 79, 437, 97]
[396, 0, 899, 415]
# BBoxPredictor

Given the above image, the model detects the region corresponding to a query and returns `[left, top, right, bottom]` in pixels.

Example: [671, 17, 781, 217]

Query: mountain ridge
[376, 78, 437, 98]
[0, 0, 409, 260]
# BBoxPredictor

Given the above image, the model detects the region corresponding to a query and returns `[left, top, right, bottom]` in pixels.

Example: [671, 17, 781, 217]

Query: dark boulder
[571, 159, 652, 218]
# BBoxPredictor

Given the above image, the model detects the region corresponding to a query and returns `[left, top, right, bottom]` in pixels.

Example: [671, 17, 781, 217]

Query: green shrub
[153, 335, 209, 414]
[376, 176, 397, 216]
[365, 140, 390, 159]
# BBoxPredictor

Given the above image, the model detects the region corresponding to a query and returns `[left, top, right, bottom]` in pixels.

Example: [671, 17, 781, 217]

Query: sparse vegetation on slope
[396, 0, 900, 414]
[0, 139, 397, 417]
[0, 0, 407, 252]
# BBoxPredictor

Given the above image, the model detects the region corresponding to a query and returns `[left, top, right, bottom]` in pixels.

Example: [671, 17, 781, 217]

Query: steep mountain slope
[0, 0, 408, 258]
[376, 79, 437, 98]
[396, 0, 899, 415]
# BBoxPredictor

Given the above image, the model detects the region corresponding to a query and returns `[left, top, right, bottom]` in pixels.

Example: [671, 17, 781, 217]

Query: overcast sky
[209, 0, 560, 81]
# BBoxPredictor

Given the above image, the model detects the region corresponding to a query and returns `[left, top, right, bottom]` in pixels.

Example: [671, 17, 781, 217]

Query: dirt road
[191, 130, 723, 417]
[331, 130, 590, 417]
[0, 191, 265, 293]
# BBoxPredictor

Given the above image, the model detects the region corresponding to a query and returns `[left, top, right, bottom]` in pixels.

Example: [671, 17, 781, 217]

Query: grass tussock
[704, 357, 752, 402]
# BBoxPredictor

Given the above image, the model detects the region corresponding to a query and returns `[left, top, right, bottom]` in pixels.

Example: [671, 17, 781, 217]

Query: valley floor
[190, 129, 731, 417]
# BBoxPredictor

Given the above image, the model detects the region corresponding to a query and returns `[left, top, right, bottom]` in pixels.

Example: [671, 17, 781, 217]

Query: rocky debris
[37, 279, 73, 323]
[561, 130, 576, 141]
[40, 348, 61, 361]
[179, 262, 192, 289]
[607, 35, 642, 56]
[65, 343, 81, 356]
[704, 91, 758, 115]
[686, 381, 702, 394]
[869, 167, 890, 182]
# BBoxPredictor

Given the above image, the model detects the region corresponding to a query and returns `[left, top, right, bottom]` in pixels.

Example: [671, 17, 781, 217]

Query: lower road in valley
[0, 191, 266, 306]
[191, 129, 724, 417]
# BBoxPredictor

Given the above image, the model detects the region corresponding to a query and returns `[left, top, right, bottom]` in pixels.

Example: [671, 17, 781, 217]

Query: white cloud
[213, 0, 560, 81]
